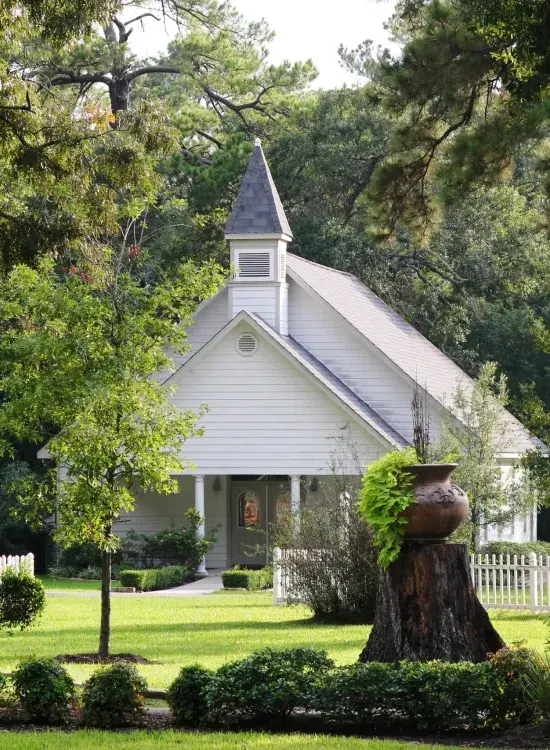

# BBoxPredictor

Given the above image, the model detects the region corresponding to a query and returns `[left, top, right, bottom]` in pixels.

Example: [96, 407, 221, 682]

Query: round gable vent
[237, 332, 258, 357]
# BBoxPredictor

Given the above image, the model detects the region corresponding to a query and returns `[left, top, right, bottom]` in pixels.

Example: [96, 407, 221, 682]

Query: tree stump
[359, 542, 504, 663]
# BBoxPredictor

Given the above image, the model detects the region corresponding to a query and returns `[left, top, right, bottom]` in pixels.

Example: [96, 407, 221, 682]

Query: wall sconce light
[309, 476, 319, 493]
[212, 476, 221, 493]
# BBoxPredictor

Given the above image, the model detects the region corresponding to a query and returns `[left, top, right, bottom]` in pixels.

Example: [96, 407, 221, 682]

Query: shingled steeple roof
[225, 139, 292, 237]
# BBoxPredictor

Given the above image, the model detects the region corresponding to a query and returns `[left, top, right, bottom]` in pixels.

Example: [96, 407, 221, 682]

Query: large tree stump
[360, 542, 504, 663]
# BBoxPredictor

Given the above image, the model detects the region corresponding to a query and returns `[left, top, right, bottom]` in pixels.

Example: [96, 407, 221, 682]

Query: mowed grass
[0, 591, 547, 688]
[0, 732, 497, 750]
[37, 576, 120, 592]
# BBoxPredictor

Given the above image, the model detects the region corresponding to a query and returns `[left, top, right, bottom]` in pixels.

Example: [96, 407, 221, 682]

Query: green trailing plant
[358, 447, 417, 568]
[168, 665, 213, 725]
[0, 569, 45, 631]
[11, 658, 76, 724]
[82, 663, 146, 727]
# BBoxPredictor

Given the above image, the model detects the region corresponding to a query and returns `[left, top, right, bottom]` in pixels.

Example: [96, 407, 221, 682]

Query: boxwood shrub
[168, 665, 213, 725]
[82, 663, 146, 727]
[119, 565, 189, 592]
[206, 647, 334, 723]
[221, 566, 273, 591]
[11, 658, 76, 724]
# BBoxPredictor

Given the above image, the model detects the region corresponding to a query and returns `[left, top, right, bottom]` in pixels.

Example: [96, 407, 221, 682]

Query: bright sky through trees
[127, 0, 394, 89]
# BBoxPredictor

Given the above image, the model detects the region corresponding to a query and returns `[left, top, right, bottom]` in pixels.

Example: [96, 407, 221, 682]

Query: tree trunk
[360, 542, 504, 663]
[98, 546, 112, 659]
[109, 77, 130, 114]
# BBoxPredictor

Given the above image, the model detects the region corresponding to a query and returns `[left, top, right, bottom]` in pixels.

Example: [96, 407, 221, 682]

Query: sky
[128, 0, 396, 90]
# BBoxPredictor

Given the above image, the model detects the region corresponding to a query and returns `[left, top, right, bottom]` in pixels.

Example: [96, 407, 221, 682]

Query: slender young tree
[0, 236, 224, 657]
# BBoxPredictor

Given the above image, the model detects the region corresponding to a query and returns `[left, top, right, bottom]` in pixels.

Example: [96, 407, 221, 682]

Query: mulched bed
[55, 653, 154, 665]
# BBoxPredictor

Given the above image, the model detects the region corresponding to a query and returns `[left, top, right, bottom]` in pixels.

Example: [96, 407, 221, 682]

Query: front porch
[115, 473, 346, 574]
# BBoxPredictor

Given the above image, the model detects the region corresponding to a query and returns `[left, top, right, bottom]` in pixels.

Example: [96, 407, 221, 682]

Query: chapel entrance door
[230, 480, 291, 566]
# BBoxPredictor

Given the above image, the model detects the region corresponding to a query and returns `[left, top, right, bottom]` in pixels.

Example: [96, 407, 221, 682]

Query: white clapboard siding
[288, 280, 440, 444]
[274, 549, 550, 612]
[168, 289, 229, 371]
[170, 320, 385, 475]
[0, 553, 34, 577]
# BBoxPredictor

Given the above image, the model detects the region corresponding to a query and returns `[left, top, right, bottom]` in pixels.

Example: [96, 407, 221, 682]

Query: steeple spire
[225, 140, 292, 238]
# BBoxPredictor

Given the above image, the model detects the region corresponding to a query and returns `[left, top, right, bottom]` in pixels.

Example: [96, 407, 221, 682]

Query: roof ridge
[287, 252, 355, 278]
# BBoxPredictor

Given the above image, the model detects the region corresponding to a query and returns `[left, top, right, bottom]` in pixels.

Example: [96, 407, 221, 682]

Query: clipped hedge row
[479, 541, 550, 558]
[168, 645, 533, 730]
[119, 565, 189, 592]
[221, 566, 273, 590]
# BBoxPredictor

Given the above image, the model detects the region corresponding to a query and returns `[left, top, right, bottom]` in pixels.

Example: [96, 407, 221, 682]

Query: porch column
[290, 475, 301, 535]
[194, 474, 208, 578]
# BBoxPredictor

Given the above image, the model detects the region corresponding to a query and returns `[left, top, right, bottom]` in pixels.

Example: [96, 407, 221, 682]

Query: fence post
[530, 552, 538, 613]
[273, 547, 281, 606]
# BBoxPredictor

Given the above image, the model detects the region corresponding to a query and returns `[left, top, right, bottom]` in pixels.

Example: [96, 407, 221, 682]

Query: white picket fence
[0, 553, 34, 577]
[470, 553, 550, 612]
[273, 547, 550, 612]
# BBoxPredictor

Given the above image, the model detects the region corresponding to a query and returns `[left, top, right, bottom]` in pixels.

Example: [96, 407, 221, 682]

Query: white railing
[0, 553, 34, 577]
[274, 547, 550, 612]
[470, 553, 550, 612]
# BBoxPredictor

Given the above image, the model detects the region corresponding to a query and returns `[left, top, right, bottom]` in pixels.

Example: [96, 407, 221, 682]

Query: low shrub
[489, 644, 535, 725]
[119, 565, 188, 592]
[221, 566, 272, 590]
[480, 541, 550, 558]
[0, 568, 45, 631]
[82, 663, 146, 727]
[314, 648, 531, 730]
[207, 647, 334, 723]
[11, 658, 75, 724]
[168, 665, 213, 725]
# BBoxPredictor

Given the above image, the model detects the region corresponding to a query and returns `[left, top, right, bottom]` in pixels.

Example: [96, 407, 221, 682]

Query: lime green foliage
[0, 568, 45, 631]
[119, 566, 189, 592]
[82, 663, 146, 728]
[38, 576, 118, 592]
[221, 566, 273, 590]
[0, 730, 482, 749]
[11, 658, 76, 724]
[358, 447, 417, 568]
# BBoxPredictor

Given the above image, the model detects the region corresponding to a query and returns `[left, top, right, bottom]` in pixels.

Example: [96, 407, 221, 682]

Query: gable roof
[286, 253, 545, 454]
[165, 310, 407, 450]
[225, 140, 293, 237]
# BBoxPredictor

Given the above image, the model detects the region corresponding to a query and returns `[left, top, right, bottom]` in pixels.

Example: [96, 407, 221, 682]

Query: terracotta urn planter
[401, 463, 469, 542]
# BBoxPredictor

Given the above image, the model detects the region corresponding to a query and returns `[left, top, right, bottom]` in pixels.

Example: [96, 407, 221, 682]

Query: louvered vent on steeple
[238, 252, 270, 279]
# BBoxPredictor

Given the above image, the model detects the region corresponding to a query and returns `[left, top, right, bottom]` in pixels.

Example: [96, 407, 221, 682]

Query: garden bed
[55, 653, 154, 665]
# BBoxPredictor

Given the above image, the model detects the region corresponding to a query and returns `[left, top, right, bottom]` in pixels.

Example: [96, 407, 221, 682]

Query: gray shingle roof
[286, 253, 545, 453]
[225, 141, 293, 237]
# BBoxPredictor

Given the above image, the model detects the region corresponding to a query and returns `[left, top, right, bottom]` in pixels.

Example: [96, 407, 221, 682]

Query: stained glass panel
[275, 490, 291, 525]
[238, 491, 260, 527]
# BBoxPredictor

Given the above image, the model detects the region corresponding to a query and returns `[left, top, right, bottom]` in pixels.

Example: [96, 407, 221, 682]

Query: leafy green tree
[0, 244, 224, 657]
[440, 362, 532, 548]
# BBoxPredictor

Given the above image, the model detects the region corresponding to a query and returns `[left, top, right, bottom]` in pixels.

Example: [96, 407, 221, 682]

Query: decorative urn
[401, 463, 468, 541]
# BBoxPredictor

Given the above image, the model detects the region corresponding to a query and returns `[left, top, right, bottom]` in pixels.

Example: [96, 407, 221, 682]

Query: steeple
[225, 138, 292, 238]
[225, 140, 292, 334]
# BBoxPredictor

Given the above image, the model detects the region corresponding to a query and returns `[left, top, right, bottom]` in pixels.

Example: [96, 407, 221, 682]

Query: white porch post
[194, 475, 208, 578]
[290, 475, 301, 535]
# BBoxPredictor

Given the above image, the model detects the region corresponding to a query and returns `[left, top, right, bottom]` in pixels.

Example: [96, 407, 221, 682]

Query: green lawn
[38, 576, 120, 592]
[0, 591, 548, 689]
[0, 732, 496, 750]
